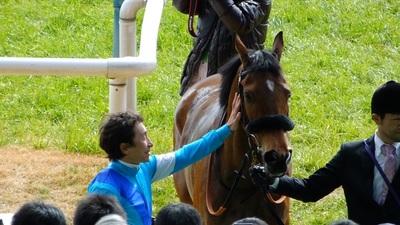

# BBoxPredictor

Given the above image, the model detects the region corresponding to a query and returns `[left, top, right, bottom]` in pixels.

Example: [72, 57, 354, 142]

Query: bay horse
[173, 32, 294, 225]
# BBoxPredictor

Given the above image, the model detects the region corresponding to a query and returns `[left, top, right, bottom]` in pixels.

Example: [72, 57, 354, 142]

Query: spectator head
[73, 194, 126, 225]
[232, 217, 269, 225]
[11, 200, 67, 225]
[154, 203, 202, 225]
[95, 214, 128, 225]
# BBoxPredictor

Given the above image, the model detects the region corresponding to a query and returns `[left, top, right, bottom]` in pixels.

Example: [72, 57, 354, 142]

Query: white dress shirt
[373, 131, 400, 204]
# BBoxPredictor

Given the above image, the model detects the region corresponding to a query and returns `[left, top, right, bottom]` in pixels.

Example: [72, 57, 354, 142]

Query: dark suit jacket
[274, 136, 400, 225]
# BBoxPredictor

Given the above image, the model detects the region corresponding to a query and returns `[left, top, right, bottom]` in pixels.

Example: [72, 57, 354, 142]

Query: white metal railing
[0, 0, 165, 113]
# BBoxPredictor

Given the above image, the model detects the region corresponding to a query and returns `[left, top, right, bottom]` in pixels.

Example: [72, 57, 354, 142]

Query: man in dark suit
[250, 80, 400, 225]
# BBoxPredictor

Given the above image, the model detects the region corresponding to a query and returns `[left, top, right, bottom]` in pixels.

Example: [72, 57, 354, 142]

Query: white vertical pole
[109, 0, 143, 114]
[122, 13, 138, 113]
[109, 79, 128, 113]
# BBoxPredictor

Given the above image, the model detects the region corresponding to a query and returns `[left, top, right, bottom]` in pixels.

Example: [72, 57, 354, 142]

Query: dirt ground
[0, 146, 109, 225]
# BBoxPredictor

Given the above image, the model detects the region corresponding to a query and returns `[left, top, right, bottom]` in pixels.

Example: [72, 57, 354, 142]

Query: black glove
[249, 165, 276, 187]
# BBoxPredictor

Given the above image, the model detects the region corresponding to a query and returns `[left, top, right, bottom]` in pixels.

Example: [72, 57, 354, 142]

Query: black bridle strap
[261, 186, 286, 225]
[237, 72, 250, 127]
[206, 147, 252, 215]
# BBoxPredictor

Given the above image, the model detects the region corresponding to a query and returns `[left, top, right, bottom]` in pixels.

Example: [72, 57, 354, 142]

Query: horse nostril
[263, 150, 278, 163]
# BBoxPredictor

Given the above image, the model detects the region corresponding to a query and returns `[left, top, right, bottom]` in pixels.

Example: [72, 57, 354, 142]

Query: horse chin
[264, 165, 287, 178]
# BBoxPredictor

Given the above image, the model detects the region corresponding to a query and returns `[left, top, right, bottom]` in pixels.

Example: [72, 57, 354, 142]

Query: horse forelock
[247, 50, 282, 76]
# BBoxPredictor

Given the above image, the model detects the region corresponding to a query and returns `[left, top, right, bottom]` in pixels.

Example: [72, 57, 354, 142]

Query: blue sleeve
[171, 124, 232, 173]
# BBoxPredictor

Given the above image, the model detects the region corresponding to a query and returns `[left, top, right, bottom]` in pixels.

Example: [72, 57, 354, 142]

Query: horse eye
[244, 92, 252, 102]
[287, 90, 292, 99]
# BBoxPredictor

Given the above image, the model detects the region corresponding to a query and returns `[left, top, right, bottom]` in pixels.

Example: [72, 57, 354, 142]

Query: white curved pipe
[109, 0, 165, 113]
[0, 56, 155, 78]
[112, 0, 146, 113]
[138, 0, 165, 59]
[0, 0, 166, 113]
[0, 0, 164, 78]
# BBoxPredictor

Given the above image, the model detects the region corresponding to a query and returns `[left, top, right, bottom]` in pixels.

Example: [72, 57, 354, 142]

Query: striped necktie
[380, 144, 396, 205]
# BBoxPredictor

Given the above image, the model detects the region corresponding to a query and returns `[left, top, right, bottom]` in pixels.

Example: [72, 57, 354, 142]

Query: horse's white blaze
[266, 79, 275, 92]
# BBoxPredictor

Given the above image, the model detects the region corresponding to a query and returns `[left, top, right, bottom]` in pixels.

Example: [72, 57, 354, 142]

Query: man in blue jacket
[88, 94, 241, 225]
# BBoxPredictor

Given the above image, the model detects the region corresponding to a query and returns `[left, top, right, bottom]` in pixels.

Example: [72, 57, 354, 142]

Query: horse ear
[272, 31, 284, 61]
[235, 34, 250, 66]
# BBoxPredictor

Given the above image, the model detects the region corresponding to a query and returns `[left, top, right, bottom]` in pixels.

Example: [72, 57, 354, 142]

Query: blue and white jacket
[88, 124, 232, 225]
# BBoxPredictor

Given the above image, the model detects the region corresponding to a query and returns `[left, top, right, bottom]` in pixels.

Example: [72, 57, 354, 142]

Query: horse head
[233, 32, 294, 178]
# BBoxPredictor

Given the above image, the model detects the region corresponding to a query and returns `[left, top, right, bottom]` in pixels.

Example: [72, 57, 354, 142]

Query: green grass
[0, 0, 399, 224]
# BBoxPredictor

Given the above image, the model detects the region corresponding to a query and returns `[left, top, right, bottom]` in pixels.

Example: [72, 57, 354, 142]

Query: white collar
[118, 160, 140, 168]
[374, 130, 400, 157]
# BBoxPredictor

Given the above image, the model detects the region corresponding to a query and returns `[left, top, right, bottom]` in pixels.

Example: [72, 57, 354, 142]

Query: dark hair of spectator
[155, 203, 202, 225]
[11, 200, 67, 225]
[73, 194, 127, 225]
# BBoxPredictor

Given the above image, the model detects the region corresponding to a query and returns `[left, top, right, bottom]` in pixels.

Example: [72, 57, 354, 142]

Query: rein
[238, 69, 287, 224]
[205, 68, 287, 224]
[205, 89, 254, 216]
[205, 147, 252, 215]
[187, 0, 199, 37]
[266, 190, 286, 204]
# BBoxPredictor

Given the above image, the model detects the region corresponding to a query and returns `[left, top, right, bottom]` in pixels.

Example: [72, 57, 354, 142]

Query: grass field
[0, 0, 399, 224]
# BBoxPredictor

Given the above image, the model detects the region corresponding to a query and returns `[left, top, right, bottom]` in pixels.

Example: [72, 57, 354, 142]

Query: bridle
[205, 67, 293, 225]
[237, 67, 293, 160]
[237, 68, 263, 156]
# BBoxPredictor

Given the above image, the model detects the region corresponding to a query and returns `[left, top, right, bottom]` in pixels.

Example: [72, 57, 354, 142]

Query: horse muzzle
[262, 149, 292, 177]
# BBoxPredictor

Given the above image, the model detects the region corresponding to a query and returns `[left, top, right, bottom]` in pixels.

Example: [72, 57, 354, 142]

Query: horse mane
[219, 49, 282, 108]
[219, 55, 242, 108]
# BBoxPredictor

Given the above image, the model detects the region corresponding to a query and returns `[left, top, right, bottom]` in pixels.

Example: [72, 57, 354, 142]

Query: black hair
[371, 80, 400, 116]
[99, 111, 144, 160]
[73, 194, 127, 225]
[155, 203, 202, 225]
[11, 200, 67, 225]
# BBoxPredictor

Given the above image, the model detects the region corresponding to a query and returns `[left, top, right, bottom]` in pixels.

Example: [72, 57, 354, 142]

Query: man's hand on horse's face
[227, 92, 241, 132]
[249, 165, 276, 186]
